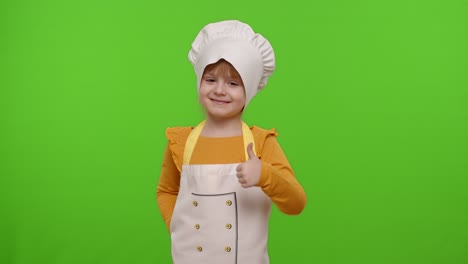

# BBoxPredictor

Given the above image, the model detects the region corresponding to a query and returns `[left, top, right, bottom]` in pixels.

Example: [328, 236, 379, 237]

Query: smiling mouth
[210, 98, 230, 104]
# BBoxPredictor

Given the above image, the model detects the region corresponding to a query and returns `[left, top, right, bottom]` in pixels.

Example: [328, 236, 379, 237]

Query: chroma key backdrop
[0, 0, 467, 263]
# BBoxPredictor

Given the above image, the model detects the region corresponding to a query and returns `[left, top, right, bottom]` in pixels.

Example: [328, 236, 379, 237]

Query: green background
[1, 0, 467, 263]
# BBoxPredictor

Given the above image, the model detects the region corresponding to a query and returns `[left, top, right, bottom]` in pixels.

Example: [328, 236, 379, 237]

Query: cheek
[198, 89, 212, 106]
[198, 86, 209, 97]
[198, 94, 207, 105]
[236, 90, 246, 103]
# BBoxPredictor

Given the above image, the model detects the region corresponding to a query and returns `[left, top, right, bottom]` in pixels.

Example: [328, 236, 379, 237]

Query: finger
[246, 142, 256, 160]
[236, 164, 242, 172]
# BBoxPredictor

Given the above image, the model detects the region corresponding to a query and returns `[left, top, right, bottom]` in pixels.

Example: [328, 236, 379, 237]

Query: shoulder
[164, 126, 194, 171]
[250, 125, 280, 157]
[165, 126, 193, 154]
[250, 125, 279, 139]
[165, 126, 193, 142]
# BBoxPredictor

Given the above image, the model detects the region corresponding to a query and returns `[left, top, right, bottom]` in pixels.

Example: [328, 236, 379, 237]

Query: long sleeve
[156, 143, 181, 232]
[256, 135, 307, 215]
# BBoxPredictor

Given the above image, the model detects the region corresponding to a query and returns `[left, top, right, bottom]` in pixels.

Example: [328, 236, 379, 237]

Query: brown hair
[202, 59, 244, 86]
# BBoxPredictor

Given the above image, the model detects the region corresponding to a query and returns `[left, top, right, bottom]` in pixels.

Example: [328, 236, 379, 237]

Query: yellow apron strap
[183, 120, 257, 164]
[242, 121, 257, 160]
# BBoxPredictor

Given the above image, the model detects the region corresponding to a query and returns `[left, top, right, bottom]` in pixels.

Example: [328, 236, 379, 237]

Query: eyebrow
[202, 72, 242, 83]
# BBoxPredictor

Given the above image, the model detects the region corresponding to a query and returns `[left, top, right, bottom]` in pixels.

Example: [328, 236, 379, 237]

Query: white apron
[170, 121, 272, 264]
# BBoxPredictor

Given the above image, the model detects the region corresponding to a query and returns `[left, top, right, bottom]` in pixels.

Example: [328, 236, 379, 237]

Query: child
[156, 20, 306, 264]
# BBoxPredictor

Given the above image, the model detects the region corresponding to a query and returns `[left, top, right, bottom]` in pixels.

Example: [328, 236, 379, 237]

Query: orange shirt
[156, 125, 307, 231]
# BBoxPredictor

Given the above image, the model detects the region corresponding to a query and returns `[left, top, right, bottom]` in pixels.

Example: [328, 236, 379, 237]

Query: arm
[257, 135, 307, 215]
[156, 143, 180, 232]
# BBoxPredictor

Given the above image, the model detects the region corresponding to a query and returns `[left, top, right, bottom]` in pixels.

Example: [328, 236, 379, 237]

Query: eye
[204, 78, 216, 83]
[228, 81, 240, 86]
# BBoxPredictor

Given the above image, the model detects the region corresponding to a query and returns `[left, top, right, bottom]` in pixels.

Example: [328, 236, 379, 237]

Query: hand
[236, 142, 262, 188]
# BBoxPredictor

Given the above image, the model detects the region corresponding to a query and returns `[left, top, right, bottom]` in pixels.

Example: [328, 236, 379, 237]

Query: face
[199, 68, 246, 122]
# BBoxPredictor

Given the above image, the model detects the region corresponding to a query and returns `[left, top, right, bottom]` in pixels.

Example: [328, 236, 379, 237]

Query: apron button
[193, 201, 198, 207]
[226, 200, 232, 206]
[195, 224, 200, 229]
[225, 224, 232, 229]
[225, 246, 231, 252]
[197, 246, 203, 252]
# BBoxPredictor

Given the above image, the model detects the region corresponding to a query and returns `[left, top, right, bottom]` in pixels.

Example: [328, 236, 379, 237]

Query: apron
[170, 120, 272, 264]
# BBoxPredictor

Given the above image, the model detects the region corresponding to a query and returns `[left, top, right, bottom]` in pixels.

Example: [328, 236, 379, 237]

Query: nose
[213, 82, 227, 95]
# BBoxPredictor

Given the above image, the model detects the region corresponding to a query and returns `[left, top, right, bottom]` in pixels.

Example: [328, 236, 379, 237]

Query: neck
[201, 116, 243, 137]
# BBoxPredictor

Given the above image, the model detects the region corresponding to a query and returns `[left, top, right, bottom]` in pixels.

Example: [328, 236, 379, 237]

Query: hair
[202, 59, 244, 86]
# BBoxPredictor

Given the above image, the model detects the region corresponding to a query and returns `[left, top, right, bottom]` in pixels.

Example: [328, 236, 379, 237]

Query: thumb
[246, 142, 256, 160]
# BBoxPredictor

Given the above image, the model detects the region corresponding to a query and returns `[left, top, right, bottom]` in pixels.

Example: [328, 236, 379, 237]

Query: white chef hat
[188, 20, 276, 107]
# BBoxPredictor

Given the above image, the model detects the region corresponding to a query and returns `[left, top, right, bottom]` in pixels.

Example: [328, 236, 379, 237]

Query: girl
[156, 20, 306, 264]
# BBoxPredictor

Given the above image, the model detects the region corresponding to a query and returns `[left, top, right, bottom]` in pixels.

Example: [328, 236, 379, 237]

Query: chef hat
[188, 20, 276, 107]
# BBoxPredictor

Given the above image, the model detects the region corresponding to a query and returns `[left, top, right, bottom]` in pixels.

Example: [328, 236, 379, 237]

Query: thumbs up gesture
[236, 142, 262, 188]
